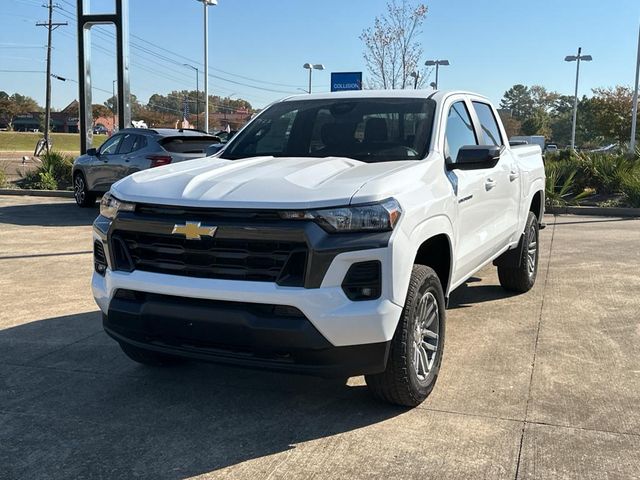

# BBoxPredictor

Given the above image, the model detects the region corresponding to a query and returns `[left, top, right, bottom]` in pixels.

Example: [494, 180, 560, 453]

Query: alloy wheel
[412, 291, 439, 382]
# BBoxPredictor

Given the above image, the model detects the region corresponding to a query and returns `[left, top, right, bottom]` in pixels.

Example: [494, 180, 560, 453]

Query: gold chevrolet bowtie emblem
[171, 221, 217, 240]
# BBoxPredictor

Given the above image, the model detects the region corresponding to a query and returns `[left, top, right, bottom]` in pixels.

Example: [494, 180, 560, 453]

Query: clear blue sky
[1, 0, 639, 111]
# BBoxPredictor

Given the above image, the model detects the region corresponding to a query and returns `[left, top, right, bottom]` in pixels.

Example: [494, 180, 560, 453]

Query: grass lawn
[0, 131, 107, 153]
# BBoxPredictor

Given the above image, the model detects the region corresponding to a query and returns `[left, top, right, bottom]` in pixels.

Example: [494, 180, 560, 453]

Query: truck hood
[111, 156, 414, 209]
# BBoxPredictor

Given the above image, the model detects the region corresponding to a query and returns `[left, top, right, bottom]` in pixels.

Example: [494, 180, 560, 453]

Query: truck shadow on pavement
[0, 200, 98, 227]
[0, 311, 405, 479]
[448, 277, 517, 309]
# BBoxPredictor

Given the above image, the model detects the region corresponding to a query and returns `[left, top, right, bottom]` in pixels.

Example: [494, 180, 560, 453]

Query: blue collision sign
[331, 72, 363, 92]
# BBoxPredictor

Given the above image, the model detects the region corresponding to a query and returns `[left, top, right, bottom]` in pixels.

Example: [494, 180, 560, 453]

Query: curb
[0, 188, 74, 198]
[546, 205, 640, 218]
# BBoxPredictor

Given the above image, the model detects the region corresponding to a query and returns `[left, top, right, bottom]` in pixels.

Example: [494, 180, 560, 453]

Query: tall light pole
[565, 47, 592, 150]
[198, 0, 217, 133]
[183, 63, 200, 130]
[303, 63, 324, 94]
[631, 24, 640, 153]
[424, 59, 450, 89]
[409, 71, 420, 89]
[112, 79, 117, 133]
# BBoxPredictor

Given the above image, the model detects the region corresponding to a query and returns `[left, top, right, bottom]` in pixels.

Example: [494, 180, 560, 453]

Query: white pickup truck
[92, 90, 545, 407]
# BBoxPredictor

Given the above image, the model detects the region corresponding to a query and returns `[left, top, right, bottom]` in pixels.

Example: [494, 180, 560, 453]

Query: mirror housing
[448, 145, 503, 170]
[86, 148, 98, 156]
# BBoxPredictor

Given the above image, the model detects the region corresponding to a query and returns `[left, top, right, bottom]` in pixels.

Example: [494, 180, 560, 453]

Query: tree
[521, 109, 551, 137]
[589, 86, 637, 145]
[498, 110, 522, 138]
[499, 85, 534, 120]
[360, 0, 428, 89]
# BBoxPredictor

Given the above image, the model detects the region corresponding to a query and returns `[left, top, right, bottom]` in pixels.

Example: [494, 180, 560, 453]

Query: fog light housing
[94, 240, 108, 275]
[341, 261, 381, 301]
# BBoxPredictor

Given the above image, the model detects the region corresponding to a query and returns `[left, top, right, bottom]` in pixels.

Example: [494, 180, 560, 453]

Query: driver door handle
[485, 178, 497, 191]
[509, 170, 520, 182]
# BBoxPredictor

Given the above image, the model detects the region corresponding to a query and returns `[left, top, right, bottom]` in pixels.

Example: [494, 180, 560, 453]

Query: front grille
[111, 230, 307, 285]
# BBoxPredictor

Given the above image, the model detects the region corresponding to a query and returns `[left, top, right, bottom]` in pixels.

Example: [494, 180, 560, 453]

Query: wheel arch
[393, 214, 455, 305]
[529, 189, 544, 220]
[413, 234, 453, 299]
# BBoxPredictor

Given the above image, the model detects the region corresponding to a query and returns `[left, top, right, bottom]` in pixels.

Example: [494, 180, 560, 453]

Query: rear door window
[472, 101, 503, 146]
[118, 133, 137, 154]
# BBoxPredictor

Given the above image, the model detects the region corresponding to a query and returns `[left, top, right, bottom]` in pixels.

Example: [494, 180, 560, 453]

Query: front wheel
[365, 265, 446, 407]
[73, 172, 96, 208]
[497, 212, 539, 293]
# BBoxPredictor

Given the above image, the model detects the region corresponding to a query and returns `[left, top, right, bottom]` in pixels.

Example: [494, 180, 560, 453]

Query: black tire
[73, 172, 96, 208]
[365, 265, 446, 407]
[497, 212, 539, 293]
[119, 343, 184, 367]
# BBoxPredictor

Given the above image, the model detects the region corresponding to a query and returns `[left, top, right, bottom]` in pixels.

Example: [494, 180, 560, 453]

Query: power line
[0, 70, 46, 73]
[54, 2, 302, 95]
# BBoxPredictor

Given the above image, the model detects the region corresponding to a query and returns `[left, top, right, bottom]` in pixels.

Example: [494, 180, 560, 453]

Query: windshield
[221, 97, 436, 162]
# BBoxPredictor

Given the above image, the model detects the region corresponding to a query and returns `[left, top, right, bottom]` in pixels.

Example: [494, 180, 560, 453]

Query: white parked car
[92, 90, 545, 406]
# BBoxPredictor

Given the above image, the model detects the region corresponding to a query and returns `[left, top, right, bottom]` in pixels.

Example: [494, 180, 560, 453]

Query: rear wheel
[365, 265, 446, 407]
[119, 343, 184, 367]
[497, 212, 539, 293]
[73, 172, 96, 208]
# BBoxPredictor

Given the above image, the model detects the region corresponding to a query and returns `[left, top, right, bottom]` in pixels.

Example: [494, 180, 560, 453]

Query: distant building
[10, 101, 80, 133]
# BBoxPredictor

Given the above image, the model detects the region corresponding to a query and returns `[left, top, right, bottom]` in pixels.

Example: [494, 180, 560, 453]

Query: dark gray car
[72, 128, 220, 207]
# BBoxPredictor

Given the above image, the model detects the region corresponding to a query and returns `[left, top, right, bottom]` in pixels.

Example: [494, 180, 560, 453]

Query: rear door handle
[485, 178, 497, 191]
[509, 170, 520, 182]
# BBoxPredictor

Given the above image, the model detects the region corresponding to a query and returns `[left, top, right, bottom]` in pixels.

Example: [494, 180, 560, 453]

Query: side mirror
[448, 145, 503, 170]
[86, 148, 98, 156]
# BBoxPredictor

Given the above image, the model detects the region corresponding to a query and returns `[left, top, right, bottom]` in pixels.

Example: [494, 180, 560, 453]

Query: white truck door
[444, 100, 492, 283]
[471, 101, 520, 247]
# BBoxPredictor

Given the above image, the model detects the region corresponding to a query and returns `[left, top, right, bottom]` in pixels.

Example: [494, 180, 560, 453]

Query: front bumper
[103, 289, 391, 377]
[93, 258, 403, 347]
[92, 206, 405, 372]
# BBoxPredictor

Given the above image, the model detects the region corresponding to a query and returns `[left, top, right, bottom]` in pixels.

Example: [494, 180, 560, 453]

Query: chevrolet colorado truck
[92, 90, 545, 407]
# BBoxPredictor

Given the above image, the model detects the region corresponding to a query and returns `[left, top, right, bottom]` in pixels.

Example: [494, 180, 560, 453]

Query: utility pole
[37, 0, 67, 153]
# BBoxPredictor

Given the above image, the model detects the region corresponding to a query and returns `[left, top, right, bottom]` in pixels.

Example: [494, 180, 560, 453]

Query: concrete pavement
[0, 195, 639, 479]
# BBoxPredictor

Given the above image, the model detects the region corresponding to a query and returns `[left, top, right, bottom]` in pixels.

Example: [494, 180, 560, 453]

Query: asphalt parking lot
[1, 195, 639, 479]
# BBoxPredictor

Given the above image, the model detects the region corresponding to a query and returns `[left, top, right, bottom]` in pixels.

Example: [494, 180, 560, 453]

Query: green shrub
[580, 153, 636, 195]
[545, 160, 592, 207]
[620, 173, 640, 208]
[40, 150, 73, 189]
[17, 150, 74, 190]
[0, 164, 6, 188]
[36, 170, 58, 190]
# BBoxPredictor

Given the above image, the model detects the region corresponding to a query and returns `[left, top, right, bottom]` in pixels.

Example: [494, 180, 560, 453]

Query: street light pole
[409, 71, 420, 89]
[424, 60, 450, 89]
[565, 47, 592, 150]
[303, 63, 324, 94]
[184, 64, 200, 130]
[112, 79, 117, 132]
[198, 0, 217, 133]
[631, 24, 640, 153]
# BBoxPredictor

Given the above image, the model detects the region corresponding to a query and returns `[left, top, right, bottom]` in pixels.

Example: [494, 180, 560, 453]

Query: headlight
[99, 192, 135, 219]
[280, 198, 402, 233]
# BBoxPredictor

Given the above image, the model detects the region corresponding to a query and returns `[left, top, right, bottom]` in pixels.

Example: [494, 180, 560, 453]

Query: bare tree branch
[360, 1, 428, 90]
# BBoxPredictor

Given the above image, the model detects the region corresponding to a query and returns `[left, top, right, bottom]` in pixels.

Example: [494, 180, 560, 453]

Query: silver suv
[72, 128, 219, 207]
